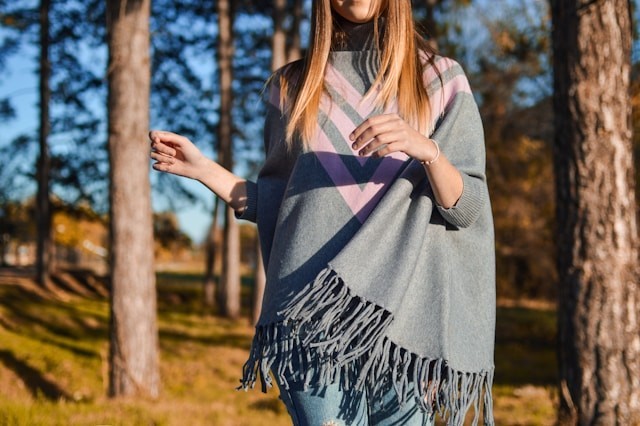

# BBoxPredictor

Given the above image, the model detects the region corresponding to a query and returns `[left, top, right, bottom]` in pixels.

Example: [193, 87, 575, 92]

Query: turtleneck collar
[331, 12, 383, 51]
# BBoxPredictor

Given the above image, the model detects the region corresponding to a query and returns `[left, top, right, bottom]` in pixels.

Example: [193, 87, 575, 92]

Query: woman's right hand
[149, 130, 211, 181]
[149, 129, 249, 212]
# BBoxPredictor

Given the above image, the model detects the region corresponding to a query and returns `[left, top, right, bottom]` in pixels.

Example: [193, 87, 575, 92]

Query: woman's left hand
[349, 113, 438, 163]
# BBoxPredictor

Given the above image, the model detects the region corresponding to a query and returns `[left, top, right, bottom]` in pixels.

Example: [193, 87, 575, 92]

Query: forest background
[2, 0, 640, 298]
[0, 0, 639, 424]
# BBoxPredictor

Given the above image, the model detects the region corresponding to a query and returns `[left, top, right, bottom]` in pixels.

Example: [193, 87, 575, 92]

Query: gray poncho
[237, 51, 496, 425]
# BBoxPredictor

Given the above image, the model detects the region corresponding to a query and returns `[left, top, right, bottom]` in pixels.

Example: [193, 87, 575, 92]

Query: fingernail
[352, 143, 357, 149]
[349, 133, 355, 141]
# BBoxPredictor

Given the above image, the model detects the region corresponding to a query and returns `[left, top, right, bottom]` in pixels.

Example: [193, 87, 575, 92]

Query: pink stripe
[428, 74, 472, 128]
[422, 56, 459, 88]
[314, 124, 408, 223]
[356, 151, 408, 221]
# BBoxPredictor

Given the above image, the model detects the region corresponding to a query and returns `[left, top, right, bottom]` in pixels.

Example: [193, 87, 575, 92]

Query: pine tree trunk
[249, 0, 292, 322]
[272, 0, 287, 70]
[36, 0, 52, 287]
[216, 0, 241, 319]
[219, 206, 240, 318]
[287, 0, 302, 63]
[106, 0, 159, 398]
[551, 0, 640, 423]
[203, 197, 220, 308]
[252, 236, 266, 326]
[422, 0, 441, 50]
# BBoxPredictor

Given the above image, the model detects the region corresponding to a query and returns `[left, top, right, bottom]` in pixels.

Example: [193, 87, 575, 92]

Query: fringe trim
[239, 267, 495, 426]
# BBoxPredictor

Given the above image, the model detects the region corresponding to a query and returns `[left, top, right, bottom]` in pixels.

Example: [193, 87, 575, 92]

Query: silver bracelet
[421, 139, 440, 166]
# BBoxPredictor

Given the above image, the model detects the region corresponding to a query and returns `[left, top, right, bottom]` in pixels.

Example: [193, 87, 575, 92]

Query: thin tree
[287, 0, 303, 63]
[271, 0, 287, 70]
[551, 0, 640, 423]
[251, 0, 304, 324]
[251, 238, 265, 325]
[35, 0, 52, 287]
[203, 196, 220, 308]
[217, 0, 241, 319]
[106, 0, 159, 397]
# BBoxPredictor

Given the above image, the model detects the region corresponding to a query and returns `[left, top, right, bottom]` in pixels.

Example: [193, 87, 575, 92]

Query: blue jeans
[276, 377, 435, 426]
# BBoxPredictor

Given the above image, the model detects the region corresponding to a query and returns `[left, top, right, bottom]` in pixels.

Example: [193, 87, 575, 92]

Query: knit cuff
[235, 180, 258, 223]
[436, 173, 486, 228]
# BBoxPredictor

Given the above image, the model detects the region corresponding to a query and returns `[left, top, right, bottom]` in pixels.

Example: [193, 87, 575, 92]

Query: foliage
[0, 199, 192, 257]
[470, 0, 556, 299]
[0, 0, 275, 215]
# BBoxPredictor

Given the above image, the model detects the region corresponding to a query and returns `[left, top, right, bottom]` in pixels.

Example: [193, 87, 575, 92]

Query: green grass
[0, 269, 556, 425]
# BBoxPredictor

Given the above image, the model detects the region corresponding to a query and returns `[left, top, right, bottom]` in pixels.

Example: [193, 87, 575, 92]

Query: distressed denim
[276, 377, 435, 426]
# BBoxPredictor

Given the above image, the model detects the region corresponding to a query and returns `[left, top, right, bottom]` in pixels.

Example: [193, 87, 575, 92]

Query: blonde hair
[279, 0, 438, 147]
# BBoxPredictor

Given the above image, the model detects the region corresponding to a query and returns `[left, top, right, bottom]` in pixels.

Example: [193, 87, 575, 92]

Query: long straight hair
[280, 0, 437, 147]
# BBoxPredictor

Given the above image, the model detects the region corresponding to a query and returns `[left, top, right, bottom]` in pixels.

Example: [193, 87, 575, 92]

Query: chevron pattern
[269, 55, 472, 223]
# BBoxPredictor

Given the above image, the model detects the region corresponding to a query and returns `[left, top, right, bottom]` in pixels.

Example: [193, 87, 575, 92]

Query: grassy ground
[0, 267, 556, 425]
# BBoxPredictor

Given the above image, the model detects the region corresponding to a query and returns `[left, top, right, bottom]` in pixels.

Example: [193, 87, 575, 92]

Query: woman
[150, 0, 495, 425]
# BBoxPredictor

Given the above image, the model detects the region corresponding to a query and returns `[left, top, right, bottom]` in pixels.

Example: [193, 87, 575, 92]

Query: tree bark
[551, 0, 640, 423]
[287, 0, 302, 63]
[36, 0, 52, 287]
[422, 0, 441, 50]
[216, 0, 241, 319]
[272, 0, 287, 70]
[252, 235, 266, 326]
[106, 0, 159, 398]
[203, 196, 220, 308]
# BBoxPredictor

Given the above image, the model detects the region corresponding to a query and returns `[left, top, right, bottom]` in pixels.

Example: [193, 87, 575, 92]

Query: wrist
[420, 138, 440, 166]
[193, 157, 215, 182]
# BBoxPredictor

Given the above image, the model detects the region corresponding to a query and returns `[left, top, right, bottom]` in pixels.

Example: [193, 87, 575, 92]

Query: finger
[370, 141, 402, 158]
[150, 151, 175, 164]
[358, 130, 405, 156]
[149, 130, 168, 143]
[353, 121, 399, 152]
[350, 114, 399, 145]
[152, 161, 172, 172]
[149, 130, 188, 148]
[151, 141, 177, 157]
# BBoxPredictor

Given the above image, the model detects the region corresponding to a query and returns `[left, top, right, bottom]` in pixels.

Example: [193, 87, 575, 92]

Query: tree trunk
[272, 0, 287, 70]
[203, 196, 220, 308]
[36, 0, 52, 287]
[551, 0, 640, 424]
[251, 235, 266, 326]
[106, 0, 159, 398]
[216, 0, 241, 319]
[422, 0, 441, 50]
[287, 0, 302, 63]
[248, 0, 292, 323]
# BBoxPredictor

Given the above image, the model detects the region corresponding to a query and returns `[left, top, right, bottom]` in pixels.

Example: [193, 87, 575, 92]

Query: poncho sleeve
[235, 65, 300, 264]
[426, 58, 488, 229]
[235, 69, 289, 224]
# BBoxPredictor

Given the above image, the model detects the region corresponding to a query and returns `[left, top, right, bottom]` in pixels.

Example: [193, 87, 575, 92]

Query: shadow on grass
[0, 350, 70, 401]
[1, 288, 107, 340]
[249, 397, 285, 414]
[0, 286, 106, 359]
[494, 306, 557, 387]
[159, 329, 251, 351]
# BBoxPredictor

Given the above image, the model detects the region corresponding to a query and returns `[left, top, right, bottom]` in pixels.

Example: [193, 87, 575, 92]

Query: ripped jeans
[275, 376, 435, 426]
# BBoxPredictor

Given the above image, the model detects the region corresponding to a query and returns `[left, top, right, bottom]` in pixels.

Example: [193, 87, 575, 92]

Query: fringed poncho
[237, 50, 496, 426]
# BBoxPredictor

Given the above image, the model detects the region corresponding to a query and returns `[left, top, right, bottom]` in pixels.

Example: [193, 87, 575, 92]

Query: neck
[331, 12, 382, 51]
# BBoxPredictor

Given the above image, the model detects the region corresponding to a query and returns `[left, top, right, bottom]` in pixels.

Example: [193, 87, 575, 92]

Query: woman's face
[330, 0, 379, 24]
